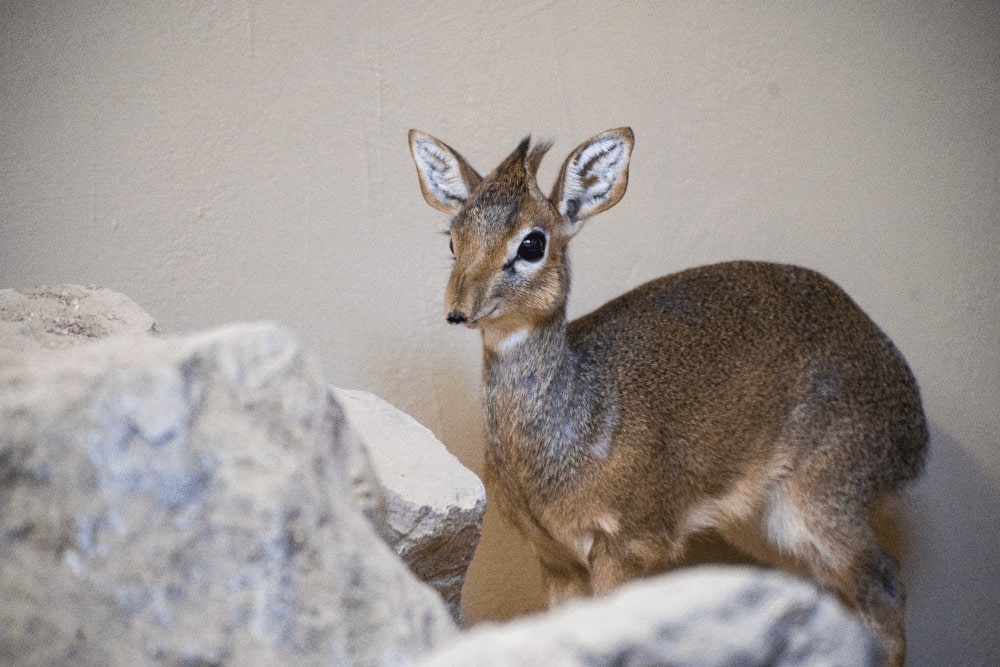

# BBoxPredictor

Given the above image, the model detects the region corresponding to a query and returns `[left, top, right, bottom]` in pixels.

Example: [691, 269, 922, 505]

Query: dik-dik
[409, 127, 927, 665]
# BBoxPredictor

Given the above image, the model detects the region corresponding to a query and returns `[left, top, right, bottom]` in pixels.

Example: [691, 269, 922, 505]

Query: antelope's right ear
[408, 130, 482, 214]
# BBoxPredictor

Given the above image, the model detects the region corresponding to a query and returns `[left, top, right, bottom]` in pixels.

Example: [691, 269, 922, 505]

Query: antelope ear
[551, 127, 633, 231]
[408, 130, 482, 214]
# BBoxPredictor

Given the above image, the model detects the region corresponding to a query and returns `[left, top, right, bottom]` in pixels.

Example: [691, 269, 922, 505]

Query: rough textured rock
[0, 322, 456, 666]
[419, 566, 880, 667]
[0, 284, 157, 358]
[0, 284, 484, 625]
[0, 285, 386, 539]
[331, 387, 486, 623]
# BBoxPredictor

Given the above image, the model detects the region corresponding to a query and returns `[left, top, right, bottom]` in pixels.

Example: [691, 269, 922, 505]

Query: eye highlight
[517, 231, 546, 262]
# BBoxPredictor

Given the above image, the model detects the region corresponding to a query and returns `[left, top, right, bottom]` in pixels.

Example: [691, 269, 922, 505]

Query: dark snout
[446, 310, 468, 325]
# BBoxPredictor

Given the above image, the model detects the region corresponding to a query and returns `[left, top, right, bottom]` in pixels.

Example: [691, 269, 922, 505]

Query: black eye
[449, 238, 454, 255]
[517, 231, 546, 262]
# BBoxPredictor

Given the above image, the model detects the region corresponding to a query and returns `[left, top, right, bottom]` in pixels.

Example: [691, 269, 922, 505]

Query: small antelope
[409, 127, 927, 665]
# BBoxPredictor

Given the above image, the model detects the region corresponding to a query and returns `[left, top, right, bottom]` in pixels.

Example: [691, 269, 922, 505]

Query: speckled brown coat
[410, 127, 927, 666]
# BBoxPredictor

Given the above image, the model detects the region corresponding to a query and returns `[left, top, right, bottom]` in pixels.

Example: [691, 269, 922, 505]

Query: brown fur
[409, 128, 927, 666]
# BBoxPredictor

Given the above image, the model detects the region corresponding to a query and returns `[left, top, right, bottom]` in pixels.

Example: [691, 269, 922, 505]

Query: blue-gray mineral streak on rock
[419, 566, 880, 667]
[0, 323, 456, 666]
[331, 387, 486, 623]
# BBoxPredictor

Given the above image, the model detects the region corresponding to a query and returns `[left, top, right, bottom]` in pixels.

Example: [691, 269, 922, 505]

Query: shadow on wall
[462, 497, 547, 622]
[905, 424, 1000, 667]
[456, 419, 1000, 667]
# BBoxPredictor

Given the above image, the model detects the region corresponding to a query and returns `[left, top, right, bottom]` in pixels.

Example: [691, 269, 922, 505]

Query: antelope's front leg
[587, 534, 645, 595]
[537, 552, 592, 606]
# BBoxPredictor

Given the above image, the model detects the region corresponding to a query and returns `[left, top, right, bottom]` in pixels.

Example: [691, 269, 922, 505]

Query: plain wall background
[2, 2, 997, 664]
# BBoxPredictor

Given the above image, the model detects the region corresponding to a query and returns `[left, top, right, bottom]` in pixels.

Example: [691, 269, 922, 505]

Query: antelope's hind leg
[766, 477, 907, 667]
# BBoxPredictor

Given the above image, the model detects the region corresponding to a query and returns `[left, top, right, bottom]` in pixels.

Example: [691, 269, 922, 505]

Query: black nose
[446, 310, 467, 325]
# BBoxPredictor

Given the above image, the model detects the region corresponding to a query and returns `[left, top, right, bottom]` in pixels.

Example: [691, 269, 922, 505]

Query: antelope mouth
[461, 302, 500, 328]
[469, 305, 500, 327]
[445, 303, 500, 328]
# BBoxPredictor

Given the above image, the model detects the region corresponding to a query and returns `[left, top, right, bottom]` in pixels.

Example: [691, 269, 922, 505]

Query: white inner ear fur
[412, 135, 470, 206]
[506, 227, 549, 277]
[558, 134, 630, 219]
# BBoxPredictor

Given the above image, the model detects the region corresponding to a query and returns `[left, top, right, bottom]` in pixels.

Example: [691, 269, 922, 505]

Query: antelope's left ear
[551, 127, 634, 232]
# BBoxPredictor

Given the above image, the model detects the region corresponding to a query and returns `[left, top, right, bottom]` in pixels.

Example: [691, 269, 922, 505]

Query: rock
[419, 566, 880, 667]
[0, 284, 157, 358]
[0, 322, 456, 666]
[331, 387, 486, 623]
[0, 285, 389, 538]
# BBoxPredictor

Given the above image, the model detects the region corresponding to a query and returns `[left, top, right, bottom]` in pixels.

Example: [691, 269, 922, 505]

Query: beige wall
[2, 1, 997, 664]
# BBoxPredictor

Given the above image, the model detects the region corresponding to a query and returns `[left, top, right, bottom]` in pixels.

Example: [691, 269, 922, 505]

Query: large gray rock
[0, 284, 157, 358]
[0, 322, 456, 666]
[0, 284, 389, 539]
[331, 387, 486, 623]
[420, 566, 880, 667]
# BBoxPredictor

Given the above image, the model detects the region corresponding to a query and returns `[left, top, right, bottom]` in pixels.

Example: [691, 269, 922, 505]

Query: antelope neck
[482, 316, 573, 395]
[481, 313, 613, 479]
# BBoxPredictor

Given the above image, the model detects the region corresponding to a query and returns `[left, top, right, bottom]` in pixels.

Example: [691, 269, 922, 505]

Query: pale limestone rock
[0, 284, 157, 358]
[420, 566, 880, 667]
[331, 387, 486, 623]
[0, 284, 389, 536]
[0, 323, 456, 666]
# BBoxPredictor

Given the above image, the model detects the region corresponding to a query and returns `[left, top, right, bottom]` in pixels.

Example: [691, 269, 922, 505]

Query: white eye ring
[506, 228, 549, 273]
